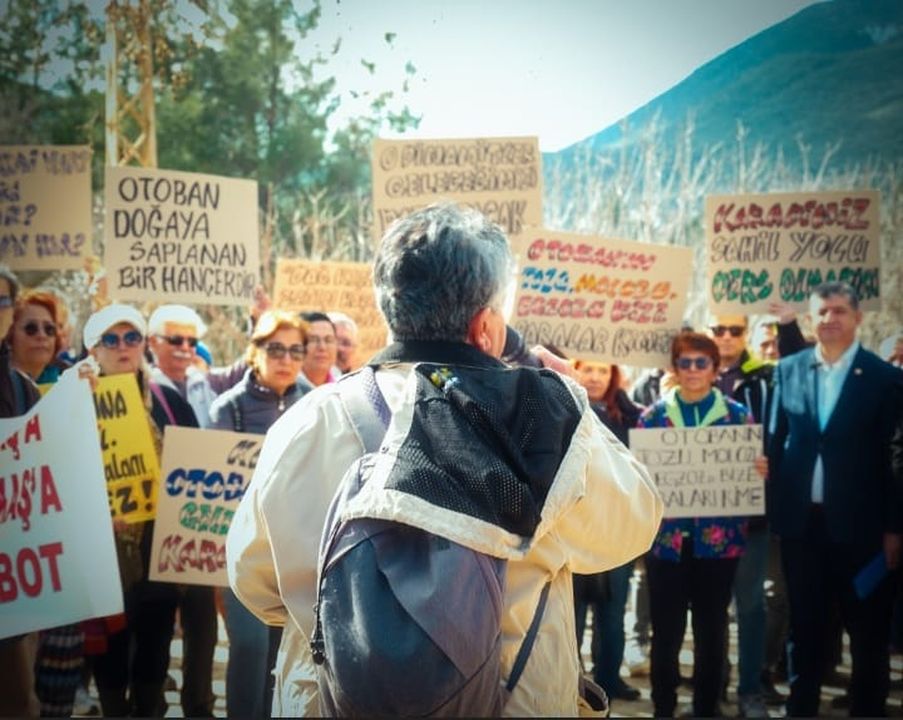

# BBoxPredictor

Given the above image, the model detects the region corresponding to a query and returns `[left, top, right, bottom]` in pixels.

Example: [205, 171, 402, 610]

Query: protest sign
[705, 190, 881, 313]
[629, 424, 764, 518]
[104, 166, 259, 306]
[93, 374, 160, 523]
[0, 145, 92, 270]
[0, 375, 122, 639]
[371, 136, 542, 241]
[510, 229, 691, 367]
[149, 426, 262, 586]
[273, 258, 387, 366]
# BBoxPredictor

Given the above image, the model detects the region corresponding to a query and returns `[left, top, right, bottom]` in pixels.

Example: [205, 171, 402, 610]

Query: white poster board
[510, 229, 692, 367]
[705, 190, 881, 313]
[149, 426, 262, 586]
[0, 376, 122, 639]
[0, 145, 92, 270]
[104, 166, 259, 306]
[629, 424, 764, 518]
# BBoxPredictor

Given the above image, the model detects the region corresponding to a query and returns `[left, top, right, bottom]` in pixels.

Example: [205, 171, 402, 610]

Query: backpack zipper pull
[310, 602, 326, 665]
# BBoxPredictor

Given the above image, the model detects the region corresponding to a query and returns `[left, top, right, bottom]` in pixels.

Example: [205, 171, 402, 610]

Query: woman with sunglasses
[78, 303, 196, 716]
[572, 360, 643, 706]
[5, 289, 86, 715]
[637, 331, 766, 718]
[6, 289, 70, 387]
[209, 310, 311, 718]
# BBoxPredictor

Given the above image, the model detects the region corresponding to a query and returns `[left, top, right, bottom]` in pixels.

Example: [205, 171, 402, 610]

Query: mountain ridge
[546, 0, 903, 175]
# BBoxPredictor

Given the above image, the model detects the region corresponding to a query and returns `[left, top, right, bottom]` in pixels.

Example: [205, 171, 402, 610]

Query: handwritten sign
[705, 190, 881, 313]
[149, 426, 262, 586]
[510, 229, 691, 367]
[629, 424, 764, 518]
[93, 374, 160, 523]
[371, 136, 543, 241]
[0, 375, 122, 639]
[0, 145, 92, 270]
[273, 258, 387, 365]
[104, 166, 259, 306]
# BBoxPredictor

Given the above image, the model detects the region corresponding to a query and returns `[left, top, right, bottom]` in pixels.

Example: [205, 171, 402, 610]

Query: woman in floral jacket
[637, 331, 764, 718]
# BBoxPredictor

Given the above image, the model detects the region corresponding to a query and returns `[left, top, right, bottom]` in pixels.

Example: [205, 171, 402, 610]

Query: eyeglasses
[710, 325, 746, 338]
[22, 321, 57, 337]
[676, 356, 713, 371]
[159, 334, 198, 348]
[260, 342, 305, 360]
[0, 296, 12, 309]
[306, 335, 336, 347]
[99, 330, 144, 349]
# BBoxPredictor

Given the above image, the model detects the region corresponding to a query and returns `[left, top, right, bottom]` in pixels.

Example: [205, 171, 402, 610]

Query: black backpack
[310, 367, 551, 717]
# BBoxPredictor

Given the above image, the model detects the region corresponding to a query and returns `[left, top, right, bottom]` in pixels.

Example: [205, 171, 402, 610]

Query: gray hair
[810, 281, 860, 311]
[148, 304, 208, 336]
[327, 311, 358, 334]
[372, 203, 513, 342]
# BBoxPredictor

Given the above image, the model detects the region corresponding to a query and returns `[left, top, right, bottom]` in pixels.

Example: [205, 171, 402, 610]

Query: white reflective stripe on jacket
[227, 364, 662, 717]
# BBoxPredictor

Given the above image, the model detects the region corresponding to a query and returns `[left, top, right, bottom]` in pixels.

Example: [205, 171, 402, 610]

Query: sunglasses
[100, 330, 144, 349]
[261, 342, 305, 360]
[306, 335, 336, 347]
[710, 325, 746, 338]
[22, 321, 57, 337]
[676, 356, 713, 371]
[159, 334, 198, 348]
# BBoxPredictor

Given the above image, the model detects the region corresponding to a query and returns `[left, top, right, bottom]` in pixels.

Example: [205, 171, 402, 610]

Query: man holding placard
[768, 282, 903, 717]
[147, 304, 233, 718]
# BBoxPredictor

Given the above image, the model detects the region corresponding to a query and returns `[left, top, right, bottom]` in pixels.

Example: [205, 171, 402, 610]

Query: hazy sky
[308, 0, 822, 151]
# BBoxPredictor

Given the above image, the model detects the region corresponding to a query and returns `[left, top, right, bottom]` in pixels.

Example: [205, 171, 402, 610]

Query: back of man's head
[373, 203, 512, 342]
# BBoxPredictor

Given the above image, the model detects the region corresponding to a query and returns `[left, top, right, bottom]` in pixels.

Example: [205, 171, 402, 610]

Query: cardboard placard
[371, 136, 543, 241]
[104, 166, 260, 306]
[629, 424, 764, 518]
[149, 426, 262, 586]
[0, 376, 122, 639]
[272, 258, 387, 366]
[93, 374, 161, 523]
[509, 229, 691, 367]
[705, 190, 881, 313]
[0, 145, 92, 270]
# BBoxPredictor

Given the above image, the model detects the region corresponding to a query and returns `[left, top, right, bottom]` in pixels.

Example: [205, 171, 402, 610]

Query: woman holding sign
[637, 332, 766, 718]
[209, 310, 310, 718]
[79, 303, 196, 717]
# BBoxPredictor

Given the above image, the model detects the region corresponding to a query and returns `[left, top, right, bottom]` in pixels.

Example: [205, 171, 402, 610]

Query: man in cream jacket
[227, 203, 662, 716]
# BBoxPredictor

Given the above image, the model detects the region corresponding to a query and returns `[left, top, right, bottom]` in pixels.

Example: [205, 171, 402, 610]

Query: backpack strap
[12, 369, 27, 415]
[338, 366, 391, 453]
[149, 381, 177, 426]
[505, 580, 552, 693]
[228, 397, 244, 433]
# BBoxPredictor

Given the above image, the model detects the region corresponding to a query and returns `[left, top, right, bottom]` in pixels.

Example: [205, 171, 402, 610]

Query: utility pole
[105, 0, 158, 168]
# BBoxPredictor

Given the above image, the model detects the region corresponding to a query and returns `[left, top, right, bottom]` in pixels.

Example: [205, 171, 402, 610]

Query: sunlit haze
[308, 0, 822, 151]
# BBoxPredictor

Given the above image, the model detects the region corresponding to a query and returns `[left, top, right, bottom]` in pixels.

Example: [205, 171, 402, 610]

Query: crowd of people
[1, 201, 902, 718]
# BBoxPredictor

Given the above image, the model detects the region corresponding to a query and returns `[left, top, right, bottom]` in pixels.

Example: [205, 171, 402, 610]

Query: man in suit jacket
[768, 281, 903, 717]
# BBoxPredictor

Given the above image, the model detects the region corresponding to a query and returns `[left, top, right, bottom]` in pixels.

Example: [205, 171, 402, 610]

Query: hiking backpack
[310, 367, 550, 717]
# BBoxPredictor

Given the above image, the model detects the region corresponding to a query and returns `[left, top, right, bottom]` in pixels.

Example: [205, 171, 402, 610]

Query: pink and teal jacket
[637, 387, 752, 561]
